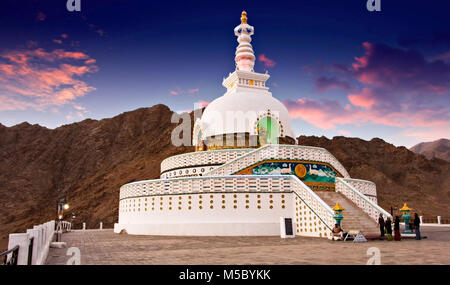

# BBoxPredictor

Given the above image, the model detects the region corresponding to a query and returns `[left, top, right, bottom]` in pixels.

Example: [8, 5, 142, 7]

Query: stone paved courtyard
[46, 226, 450, 265]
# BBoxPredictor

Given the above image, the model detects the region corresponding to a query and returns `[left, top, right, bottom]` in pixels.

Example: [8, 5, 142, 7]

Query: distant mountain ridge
[1, 105, 449, 251]
[410, 138, 450, 162]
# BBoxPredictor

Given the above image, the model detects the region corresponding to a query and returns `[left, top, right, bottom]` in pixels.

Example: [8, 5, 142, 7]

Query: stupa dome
[199, 87, 295, 139]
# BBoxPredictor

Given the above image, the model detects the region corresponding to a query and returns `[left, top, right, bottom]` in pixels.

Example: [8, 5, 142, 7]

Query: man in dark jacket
[378, 214, 385, 237]
[414, 213, 421, 240]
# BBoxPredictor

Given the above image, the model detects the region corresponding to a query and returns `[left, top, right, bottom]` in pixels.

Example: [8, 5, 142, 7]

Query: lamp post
[56, 198, 69, 242]
[71, 212, 76, 231]
[400, 203, 413, 234]
[332, 202, 344, 227]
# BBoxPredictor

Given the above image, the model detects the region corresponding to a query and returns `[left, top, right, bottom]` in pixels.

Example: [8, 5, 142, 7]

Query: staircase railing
[205, 144, 350, 178]
[289, 176, 335, 231]
[336, 177, 391, 221]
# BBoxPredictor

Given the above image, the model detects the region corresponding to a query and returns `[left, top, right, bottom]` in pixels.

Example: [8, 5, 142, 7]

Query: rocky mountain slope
[410, 138, 450, 162]
[298, 136, 450, 221]
[1, 105, 449, 250]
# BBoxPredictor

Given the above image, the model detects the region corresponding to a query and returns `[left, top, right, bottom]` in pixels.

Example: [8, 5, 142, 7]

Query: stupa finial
[234, 11, 255, 72]
[241, 11, 247, 24]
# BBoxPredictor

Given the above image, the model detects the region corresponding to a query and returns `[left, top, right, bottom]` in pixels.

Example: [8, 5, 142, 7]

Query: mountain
[410, 138, 450, 162]
[1, 105, 449, 251]
[297, 136, 450, 222]
[0, 104, 194, 251]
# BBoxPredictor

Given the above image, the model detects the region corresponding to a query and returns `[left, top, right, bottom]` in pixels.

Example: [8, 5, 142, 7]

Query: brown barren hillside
[0, 104, 194, 251]
[1, 105, 449, 251]
[297, 136, 450, 220]
[410, 138, 450, 162]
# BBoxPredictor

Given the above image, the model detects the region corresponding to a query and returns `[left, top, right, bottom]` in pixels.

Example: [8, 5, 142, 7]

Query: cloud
[429, 51, 450, 62]
[0, 46, 98, 111]
[61, 34, 68, 39]
[258, 54, 276, 68]
[53, 39, 62, 44]
[36, 12, 46, 21]
[351, 42, 450, 94]
[169, 87, 199, 96]
[195, 100, 210, 108]
[338, 130, 351, 136]
[315, 76, 353, 93]
[286, 42, 450, 134]
[347, 88, 377, 108]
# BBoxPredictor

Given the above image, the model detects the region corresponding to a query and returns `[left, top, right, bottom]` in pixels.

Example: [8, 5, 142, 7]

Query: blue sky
[0, 0, 449, 147]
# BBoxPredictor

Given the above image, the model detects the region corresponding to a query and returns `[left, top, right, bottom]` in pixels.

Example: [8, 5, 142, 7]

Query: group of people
[331, 213, 422, 241]
[378, 213, 421, 241]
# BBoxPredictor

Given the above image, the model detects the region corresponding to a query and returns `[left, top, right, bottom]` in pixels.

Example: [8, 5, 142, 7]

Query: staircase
[316, 191, 380, 238]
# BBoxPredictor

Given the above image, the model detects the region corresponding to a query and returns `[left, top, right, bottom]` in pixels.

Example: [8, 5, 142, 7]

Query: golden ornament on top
[241, 11, 247, 24]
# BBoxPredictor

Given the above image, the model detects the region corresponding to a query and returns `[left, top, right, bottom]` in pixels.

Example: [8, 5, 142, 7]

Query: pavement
[46, 225, 450, 265]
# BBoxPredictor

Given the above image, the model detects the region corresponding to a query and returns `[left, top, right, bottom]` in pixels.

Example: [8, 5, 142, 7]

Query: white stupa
[114, 12, 391, 238]
[197, 11, 295, 147]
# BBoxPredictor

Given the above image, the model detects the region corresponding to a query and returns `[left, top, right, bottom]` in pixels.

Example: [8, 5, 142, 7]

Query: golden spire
[332, 202, 344, 211]
[400, 203, 411, 211]
[241, 11, 247, 24]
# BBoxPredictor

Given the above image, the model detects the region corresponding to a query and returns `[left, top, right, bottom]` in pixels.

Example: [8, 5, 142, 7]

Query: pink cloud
[347, 88, 377, 108]
[61, 34, 68, 39]
[169, 87, 199, 96]
[196, 100, 210, 108]
[291, 42, 450, 137]
[0, 46, 98, 111]
[53, 39, 62, 44]
[283, 97, 448, 130]
[258, 54, 276, 68]
[36, 12, 46, 21]
[338, 130, 351, 136]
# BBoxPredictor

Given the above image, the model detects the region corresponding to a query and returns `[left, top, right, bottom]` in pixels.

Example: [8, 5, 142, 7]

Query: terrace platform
[46, 225, 450, 265]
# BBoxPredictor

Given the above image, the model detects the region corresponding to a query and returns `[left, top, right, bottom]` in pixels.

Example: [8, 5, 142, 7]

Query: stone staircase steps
[316, 191, 380, 238]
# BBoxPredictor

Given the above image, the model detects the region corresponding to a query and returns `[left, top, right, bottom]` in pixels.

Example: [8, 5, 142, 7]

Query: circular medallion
[294, 164, 307, 178]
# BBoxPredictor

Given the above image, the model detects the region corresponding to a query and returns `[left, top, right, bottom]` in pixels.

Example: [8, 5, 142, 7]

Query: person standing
[378, 213, 385, 238]
[385, 217, 393, 241]
[414, 213, 421, 240]
[394, 216, 401, 241]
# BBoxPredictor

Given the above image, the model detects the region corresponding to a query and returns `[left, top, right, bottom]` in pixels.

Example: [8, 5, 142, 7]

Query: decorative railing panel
[335, 177, 391, 221]
[160, 149, 253, 174]
[289, 176, 335, 231]
[205, 144, 350, 178]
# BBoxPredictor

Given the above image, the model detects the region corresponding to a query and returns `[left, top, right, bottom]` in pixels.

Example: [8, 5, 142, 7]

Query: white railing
[160, 148, 253, 173]
[205, 144, 350, 178]
[289, 176, 335, 230]
[57, 221, 72, 232]
[341, 178, 377, 203]
[120, 175, 291, 199]
[4, 220, 56, 265]
[336, 177, 391, 221]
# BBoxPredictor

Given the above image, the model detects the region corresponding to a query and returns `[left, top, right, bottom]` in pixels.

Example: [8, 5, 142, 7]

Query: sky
[0, 0, 449, 148]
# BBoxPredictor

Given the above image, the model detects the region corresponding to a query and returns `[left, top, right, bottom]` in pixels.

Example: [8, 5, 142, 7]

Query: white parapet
[116, 174, 335, 238]
[6, 220, 55, 265]
[7, 233, 29, 265]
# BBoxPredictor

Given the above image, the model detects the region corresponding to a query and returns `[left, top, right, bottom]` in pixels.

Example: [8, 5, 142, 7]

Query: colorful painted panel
[235, 160, 339, 191]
